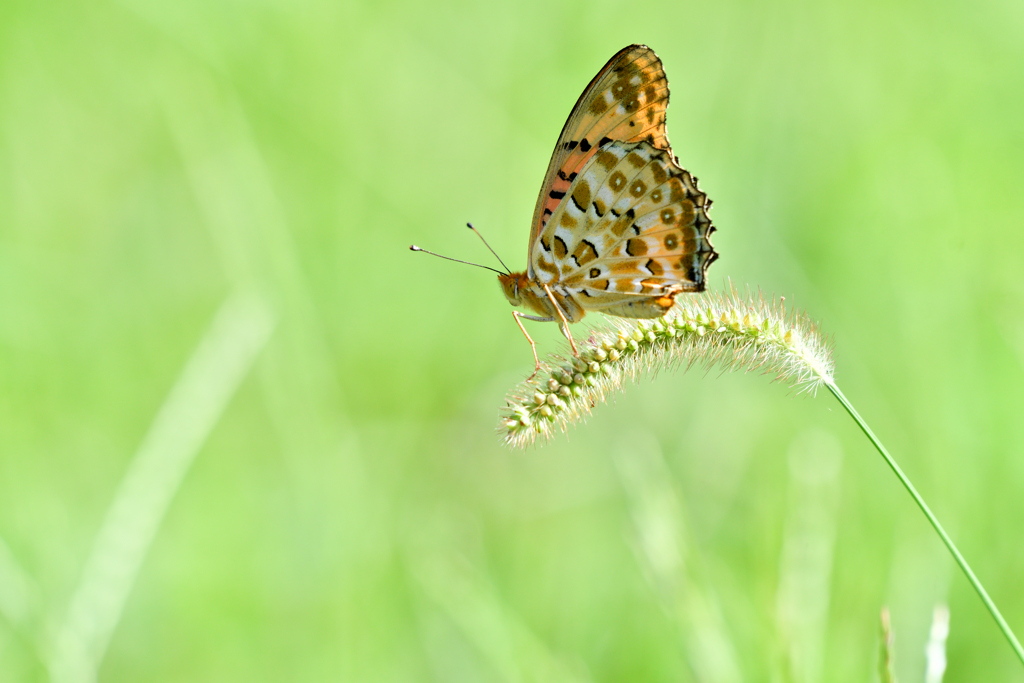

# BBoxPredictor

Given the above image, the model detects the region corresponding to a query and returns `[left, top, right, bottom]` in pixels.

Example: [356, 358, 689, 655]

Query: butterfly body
[499, 271, 586, 323]
[498, 47, 716, 373]
[500, 268, 680, 323]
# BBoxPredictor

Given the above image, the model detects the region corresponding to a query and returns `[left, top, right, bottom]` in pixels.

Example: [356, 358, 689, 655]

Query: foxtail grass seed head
[500, 287, 834, 449]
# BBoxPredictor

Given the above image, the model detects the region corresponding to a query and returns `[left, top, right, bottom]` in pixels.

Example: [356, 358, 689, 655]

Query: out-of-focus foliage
[1, 0, 1022, 680]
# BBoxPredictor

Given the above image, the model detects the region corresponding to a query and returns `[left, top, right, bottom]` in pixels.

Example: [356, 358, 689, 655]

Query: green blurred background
[2, 0, 1023, 680]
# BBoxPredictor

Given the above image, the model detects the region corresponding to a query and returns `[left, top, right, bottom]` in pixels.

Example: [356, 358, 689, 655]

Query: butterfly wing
[527, 45, 671, 280]
[532, 140, 716, 305]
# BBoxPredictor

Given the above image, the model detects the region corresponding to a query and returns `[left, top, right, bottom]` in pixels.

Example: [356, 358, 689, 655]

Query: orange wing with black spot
[533, 140, 716, 308]
[526, 45, 671, 280]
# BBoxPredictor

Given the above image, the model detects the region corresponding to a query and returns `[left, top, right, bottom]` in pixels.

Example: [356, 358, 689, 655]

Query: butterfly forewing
[533, 140, 715, 306]
[527, 45, 671, 279]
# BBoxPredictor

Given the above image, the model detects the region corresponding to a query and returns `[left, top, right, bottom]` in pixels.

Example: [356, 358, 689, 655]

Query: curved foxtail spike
[466, 223, 512, 274]
[409, 245, 505, 276]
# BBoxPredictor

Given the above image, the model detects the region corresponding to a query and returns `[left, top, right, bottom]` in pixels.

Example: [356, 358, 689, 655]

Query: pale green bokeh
[2, 0, 1023, 680]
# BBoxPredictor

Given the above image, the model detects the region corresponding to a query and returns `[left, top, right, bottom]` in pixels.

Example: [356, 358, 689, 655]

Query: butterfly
[496, 45, 717, 376]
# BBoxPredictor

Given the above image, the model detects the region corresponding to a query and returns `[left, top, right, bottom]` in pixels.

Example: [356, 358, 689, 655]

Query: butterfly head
[498, 271, 530, 307]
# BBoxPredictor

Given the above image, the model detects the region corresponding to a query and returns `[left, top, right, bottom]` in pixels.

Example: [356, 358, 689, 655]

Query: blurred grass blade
[613, 433, 742, 683]
[775, 430, 843, 683]
[925, 605, 950, 683]
[879, 607, 896, 683]
[410, 510, 592, 683]
[48, 292, 275, 683]
[0, 534, 39, 630]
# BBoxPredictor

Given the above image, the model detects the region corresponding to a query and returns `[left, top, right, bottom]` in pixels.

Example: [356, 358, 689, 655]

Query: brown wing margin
[526, 45, 672, 279]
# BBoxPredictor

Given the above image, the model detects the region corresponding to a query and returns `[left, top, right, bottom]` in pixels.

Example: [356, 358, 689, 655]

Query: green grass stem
[500, 287, 1023, 667]
[826, 382, 1024, 666]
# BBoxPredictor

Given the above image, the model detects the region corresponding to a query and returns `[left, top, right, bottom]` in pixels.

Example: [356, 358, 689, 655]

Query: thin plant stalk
[498, 287, 1024, 666]
[827, 383, 1024, 665]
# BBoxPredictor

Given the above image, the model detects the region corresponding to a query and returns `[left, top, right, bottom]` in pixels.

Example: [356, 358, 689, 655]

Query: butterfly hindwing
[532, 140, 716, 306]
[526, 45, 671, 279]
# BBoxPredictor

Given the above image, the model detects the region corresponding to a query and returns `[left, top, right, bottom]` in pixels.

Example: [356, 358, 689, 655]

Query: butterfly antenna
[409, 245, 505, 276]
[466, 223, 512, 274]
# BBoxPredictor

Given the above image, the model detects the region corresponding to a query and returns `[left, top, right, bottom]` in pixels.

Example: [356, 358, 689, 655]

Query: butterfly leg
[541, 284, 580, 358]
[512, 311, 553, 380]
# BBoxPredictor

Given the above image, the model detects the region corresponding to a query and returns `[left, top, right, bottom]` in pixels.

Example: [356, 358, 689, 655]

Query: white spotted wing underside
[531, 140, 716, 308]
